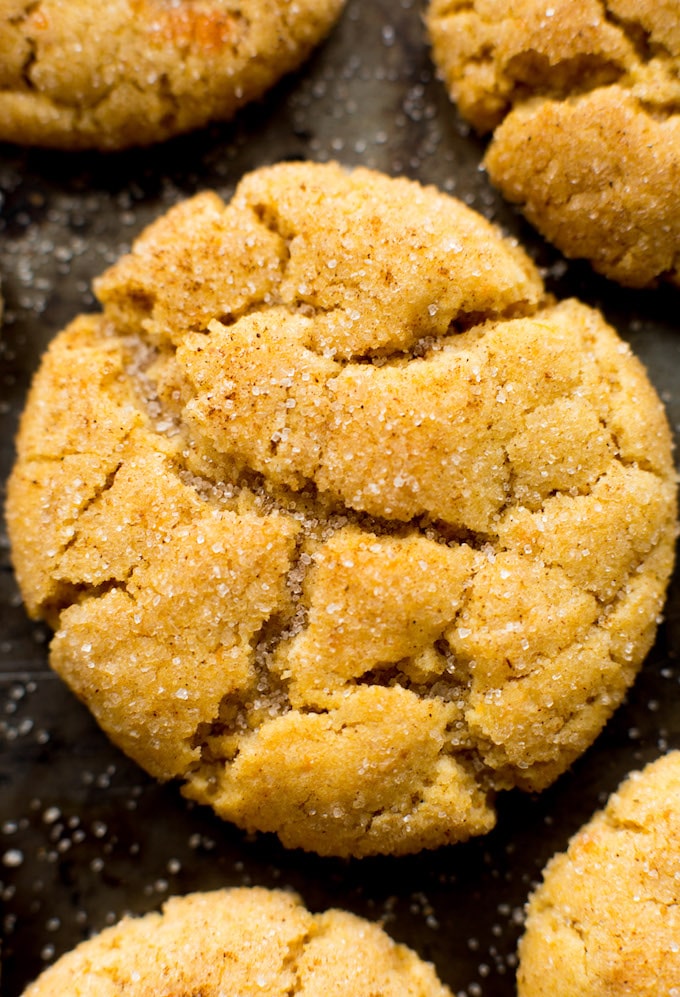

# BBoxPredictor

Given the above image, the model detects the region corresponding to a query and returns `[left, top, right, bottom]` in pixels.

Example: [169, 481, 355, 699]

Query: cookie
[6, 162, 677, 857]
[517, 751, 680, 996]
[0, 0, 345, 150]
[427, 0, 680, 287]
[21, 886, 453, 996]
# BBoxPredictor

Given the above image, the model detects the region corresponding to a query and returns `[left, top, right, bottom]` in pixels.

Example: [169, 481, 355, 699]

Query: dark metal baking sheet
[1, 2, 679, 994]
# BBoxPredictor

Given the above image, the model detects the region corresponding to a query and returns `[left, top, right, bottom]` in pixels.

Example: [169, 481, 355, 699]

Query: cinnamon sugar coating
[427, 0, 680, 286]
[0, 0, 345, 149]
[22, 887, 453, 996]
[6, 162, 677, 856]
[518, 752, 680, 996]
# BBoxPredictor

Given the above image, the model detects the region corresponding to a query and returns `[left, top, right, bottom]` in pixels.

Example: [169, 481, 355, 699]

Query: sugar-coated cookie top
[6, 162, 677, 857]
[22, 887, 453, 996]
[428, 0, 680, 134]
[427, 0, 680, 286]
[518, 751, 680, 996]
[0, 0, 345, 149]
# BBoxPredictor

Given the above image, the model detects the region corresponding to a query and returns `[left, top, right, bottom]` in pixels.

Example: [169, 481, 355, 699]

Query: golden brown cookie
[0, 0, 345, 150]
[427, 0, 680, 287]
[6, 162, 677, 857]
[21, 887, 453, 996]
[517, 751, 680, 997]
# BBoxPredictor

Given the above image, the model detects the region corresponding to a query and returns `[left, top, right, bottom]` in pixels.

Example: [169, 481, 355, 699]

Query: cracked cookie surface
[427, 0, 680, 287]
[517, 751, 680, 997]
[21, 887, 453, 996]
[0, 0, 345, 149]
[6, 162, 677, 857]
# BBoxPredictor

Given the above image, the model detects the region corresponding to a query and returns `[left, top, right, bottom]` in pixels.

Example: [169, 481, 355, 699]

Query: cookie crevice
[7, 162, 676, 857]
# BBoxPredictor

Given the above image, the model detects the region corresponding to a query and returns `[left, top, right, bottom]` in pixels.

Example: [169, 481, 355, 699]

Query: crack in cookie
[427, 0, 680, 286]
[19, 887, 455, 997]
[6, 162, 677, 857]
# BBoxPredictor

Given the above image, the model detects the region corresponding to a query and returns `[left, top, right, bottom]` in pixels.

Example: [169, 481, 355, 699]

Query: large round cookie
[427, 0, 680, 287]
[0, 0, 345, 150]
[21, 887, 452, 996]
[6, 162, 677, 857]
[517, 751, 680, 996]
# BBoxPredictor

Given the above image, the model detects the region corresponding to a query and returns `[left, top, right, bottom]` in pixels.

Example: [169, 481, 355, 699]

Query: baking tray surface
[1, 2, 679, 995]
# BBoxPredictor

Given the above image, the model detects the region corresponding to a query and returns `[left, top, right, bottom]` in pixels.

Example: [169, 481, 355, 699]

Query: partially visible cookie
[6, 162, 677, 858]
[0, 0, 345, 150]
[517, 751, 680, 997]
[427, 0, 680, 287]
[21, 887, 453, 996]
